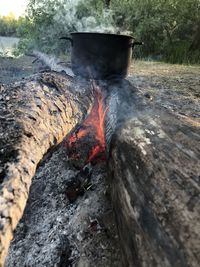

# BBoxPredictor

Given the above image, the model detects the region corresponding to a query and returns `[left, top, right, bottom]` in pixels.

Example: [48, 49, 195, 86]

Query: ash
[5, 144, 122, 267]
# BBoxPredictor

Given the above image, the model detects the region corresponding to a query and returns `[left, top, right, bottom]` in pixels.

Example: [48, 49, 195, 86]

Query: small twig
[32, 58, 39, 64]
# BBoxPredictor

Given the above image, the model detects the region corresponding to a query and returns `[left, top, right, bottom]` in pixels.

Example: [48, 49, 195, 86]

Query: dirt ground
[129, 60, 200, 127]
[0, 56, 42, 84]
[131, 60, 200, 110]
[1, 55, 199, 97]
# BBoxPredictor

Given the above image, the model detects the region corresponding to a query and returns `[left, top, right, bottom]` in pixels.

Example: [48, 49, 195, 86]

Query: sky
[0, 0, 28, 18]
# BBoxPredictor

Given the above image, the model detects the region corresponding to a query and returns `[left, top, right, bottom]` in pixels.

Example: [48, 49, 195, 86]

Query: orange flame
[66, 86, 108, 164]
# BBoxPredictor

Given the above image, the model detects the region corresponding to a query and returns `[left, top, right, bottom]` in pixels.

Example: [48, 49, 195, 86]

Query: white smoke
[105, 88, 119, 149]
[53, 0, 118, 33]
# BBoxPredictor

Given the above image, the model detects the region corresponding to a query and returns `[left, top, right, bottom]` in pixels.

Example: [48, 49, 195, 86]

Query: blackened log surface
[0, 72, 92, 267]
[108, 80, 200, 267]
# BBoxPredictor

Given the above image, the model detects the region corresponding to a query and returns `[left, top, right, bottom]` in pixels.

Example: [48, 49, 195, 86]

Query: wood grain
[108, 80, 200, 267]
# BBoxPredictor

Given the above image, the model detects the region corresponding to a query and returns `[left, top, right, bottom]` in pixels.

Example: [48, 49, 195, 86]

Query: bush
[0, 14, 19, 37]
[6, 0, 200, 64]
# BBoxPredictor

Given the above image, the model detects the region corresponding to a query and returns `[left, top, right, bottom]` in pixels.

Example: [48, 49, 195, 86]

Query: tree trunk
[0, 72, 93, 267]
[108, 80, 200, 267]
[189, 21, 200, 51]
[105, 0, 111, 8]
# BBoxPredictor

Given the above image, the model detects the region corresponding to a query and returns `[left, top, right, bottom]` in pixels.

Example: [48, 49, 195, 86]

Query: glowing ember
[66, 84, 108, 165]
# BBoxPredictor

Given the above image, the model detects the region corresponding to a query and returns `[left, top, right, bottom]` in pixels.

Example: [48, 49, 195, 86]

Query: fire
[66, 84, 108, 165]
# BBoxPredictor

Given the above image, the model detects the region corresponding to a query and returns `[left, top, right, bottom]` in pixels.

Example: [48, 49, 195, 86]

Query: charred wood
[107, 80, 200, 267]
[0, 72, 93, 266]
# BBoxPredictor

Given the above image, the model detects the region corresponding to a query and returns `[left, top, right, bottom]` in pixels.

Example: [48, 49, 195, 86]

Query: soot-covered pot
[61, 32, 143, 79]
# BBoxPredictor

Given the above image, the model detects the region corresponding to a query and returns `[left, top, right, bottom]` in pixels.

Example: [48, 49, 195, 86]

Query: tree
[15, 0, 200, 63]
[0, 13, 19, 37]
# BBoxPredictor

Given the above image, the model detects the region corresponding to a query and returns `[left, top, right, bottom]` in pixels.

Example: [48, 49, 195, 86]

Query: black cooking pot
[61, 32, 143, 79]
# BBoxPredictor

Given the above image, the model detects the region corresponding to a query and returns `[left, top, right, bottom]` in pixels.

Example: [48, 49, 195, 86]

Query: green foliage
[111, 0, 200, 63]
[0, 14, 19, 37]
[15, 0, 116, 54]
[1, 0, 199, 64]
[0, 14, 32, 39]
[164, 42, 200, 64]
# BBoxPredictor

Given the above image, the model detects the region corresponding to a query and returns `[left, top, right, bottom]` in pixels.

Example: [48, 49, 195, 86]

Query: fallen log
[108, 81, 200, 267]
[1, 71, 199, 267]
[0, 72, 92, 267]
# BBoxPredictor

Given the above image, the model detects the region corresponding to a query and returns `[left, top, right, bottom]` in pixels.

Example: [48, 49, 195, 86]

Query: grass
[164, 42, 200, 65]
[134, 41, 200, 65]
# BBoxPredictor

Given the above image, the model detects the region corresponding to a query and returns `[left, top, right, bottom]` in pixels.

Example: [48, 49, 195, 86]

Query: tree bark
[0, 72, 93, 267]
[189, 21, 200, 51]
[105, 0, 111, 8]
[108, 80, 200, 267]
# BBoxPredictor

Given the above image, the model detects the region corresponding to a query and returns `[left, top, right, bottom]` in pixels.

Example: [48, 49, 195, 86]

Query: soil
[0, 56, 42, 84]
[129, 60, 200, 123]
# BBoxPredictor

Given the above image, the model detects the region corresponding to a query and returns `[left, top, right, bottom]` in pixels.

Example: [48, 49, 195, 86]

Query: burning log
[1, 66, 199, 267]
[0, 72, 93, 266]
[108, 81, 200, 267]
[65, 83, 108, 169]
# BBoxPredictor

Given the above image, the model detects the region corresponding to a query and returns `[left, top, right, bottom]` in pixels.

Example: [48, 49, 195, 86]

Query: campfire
[1, 33, 199, 267]
[1, 69, 123, 267]
[65, 82, 108, 167]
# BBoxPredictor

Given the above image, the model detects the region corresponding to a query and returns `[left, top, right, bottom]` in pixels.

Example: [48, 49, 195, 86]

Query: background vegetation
[0, 0, 199, 64]
[0, 14, 20, 37]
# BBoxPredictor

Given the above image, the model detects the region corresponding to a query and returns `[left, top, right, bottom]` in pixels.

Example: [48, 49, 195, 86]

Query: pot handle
[132, 41, 144, 47]
[60, 37, 73, 46]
